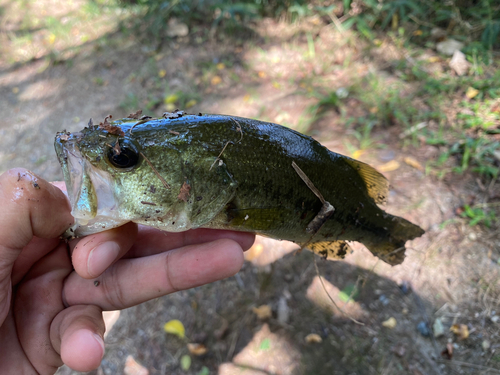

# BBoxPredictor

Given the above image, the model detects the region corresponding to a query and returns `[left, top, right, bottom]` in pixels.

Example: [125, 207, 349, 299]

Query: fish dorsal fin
[307, 240, 353, 260]
[344, 158, 389, 204]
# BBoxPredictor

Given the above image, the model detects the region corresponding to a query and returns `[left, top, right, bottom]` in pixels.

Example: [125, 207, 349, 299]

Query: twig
[313, 254, 364, 326]
[140, 152, 170, 189]
[210, 141, 231, 170]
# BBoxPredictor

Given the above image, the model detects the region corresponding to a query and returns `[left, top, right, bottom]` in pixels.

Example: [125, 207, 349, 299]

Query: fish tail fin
[366, 214, 425, 265]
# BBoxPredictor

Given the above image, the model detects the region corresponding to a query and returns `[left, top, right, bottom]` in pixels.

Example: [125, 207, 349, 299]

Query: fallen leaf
[211, 76, 222, 85]
[450, 324, 469, 340]
[127, 110, 143, 119]
[158, 69, 167, 78]
[187, 343, 208, 356]
[164, 94, 179, 104]
[185, 99, 197, 108]
[258, 71, 267, 78]
[164, 319, 185, 339]
[216, 63, 225, 70]
[180, 354, 191, 371]
[378, 160, 400, 172]
[352, 150, 365, 159]
[382, 317, 397, 329]
[252, 305, 272, 320]
[404, 156, 424, 171]
[465, 86, 480, 99]
[305, 333, 322, 343]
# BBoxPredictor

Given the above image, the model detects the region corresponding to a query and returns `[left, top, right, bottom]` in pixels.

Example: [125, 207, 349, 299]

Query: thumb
[0, 168, 73, 324]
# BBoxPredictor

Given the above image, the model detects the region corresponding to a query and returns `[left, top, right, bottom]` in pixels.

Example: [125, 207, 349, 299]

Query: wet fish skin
[55, 113, 424, 265]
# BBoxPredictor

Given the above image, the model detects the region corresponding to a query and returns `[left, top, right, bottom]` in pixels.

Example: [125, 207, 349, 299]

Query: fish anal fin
[344, 158, 389, 204]
[307, 240, 353, 260]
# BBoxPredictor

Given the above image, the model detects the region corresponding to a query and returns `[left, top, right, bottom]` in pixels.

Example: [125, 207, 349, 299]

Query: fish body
[55, 112, 424, 265]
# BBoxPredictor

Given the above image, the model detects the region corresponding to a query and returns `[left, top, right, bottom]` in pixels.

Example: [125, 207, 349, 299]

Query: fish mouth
[55, 132, 127, 236]
[55, 131, 88, 217]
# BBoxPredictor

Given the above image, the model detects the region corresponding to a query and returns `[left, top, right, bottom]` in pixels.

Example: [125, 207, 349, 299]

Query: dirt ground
[1, 1, 500, 374]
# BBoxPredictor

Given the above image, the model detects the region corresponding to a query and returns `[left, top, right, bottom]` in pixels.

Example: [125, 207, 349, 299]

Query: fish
[54, 111, 424, 266]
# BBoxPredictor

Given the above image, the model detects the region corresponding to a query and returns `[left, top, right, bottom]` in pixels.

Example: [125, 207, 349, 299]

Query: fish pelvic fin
[344, 158, 389, 204]
[307, 240, 353, 260]
[367, 215, 425, 265]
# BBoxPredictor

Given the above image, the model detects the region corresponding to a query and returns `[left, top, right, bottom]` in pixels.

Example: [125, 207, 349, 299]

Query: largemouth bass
[55, 111, 424, 265]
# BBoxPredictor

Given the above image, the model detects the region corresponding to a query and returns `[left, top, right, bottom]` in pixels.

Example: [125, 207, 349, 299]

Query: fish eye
[107, 142, 140, 169]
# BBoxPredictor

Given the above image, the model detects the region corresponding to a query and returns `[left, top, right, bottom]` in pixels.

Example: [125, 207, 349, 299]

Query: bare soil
[1, 2, 499, 374]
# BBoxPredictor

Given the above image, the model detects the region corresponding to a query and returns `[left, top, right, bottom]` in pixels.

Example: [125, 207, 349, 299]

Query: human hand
[0, 168, 254, 374]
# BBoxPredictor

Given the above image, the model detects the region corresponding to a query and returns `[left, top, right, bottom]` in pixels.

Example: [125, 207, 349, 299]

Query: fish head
[55, 119, 188, 237]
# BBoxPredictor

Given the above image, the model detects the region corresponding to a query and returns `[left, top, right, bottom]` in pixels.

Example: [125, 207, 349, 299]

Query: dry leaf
[466, 86, 479, 99]
[382, 317, 397, 329]
[305, 333, 322, 343]
[404, 157, 424, 171]
[177, 181, 191, 202]
[378, 160, 400, 172]
[187, 343, 208, 356]
[164, 319, 185, 339]
[252, 305, 272, 320]
[450, 324, 469, 340]
[351, 150, 365, 159]
[211, 76, 222, 85]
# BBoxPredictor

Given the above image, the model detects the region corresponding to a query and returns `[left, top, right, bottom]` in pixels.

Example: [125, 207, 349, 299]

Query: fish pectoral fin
[306, 240, 352, 260]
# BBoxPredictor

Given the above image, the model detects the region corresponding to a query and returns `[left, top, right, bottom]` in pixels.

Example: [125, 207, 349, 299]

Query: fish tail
[366, 214, 424, 265]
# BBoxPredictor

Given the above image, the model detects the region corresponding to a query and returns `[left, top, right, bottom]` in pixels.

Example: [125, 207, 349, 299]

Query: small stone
[402, 308, 409, 315]
[449, 50, 470, 76]
[379, 294, 390, 306]
[468, 232, 477, 241]
[482, 340, 491, 351]
[400, 281, 411, 294]
[491, 315, 499, 323]
[433, 318, 445, 338]
[417, 321, 431, 337]
[437, 39, 464, 56]
[277, 296, 290, 324]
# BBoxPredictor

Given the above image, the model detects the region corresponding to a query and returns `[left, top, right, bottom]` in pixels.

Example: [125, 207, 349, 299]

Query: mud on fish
[55, 111, 424, 266]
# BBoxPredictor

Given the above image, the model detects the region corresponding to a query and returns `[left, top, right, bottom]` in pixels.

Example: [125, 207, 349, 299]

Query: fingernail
[87, 242, 120, 277]
[92, 333, 105, 358]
